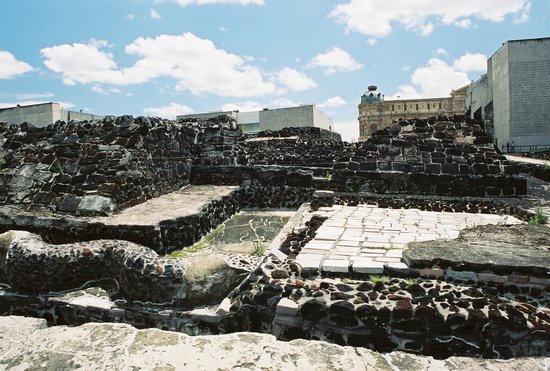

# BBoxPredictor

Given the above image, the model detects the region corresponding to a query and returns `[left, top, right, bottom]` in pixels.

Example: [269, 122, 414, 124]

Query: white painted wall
[236, 111, 260, 133]
[0, 102, 58, 127]
[491, 42, 511, 149]
[312, 105, 332, 131]
[466, 74, 491, 120]
[60, 110, 103, 122]
[0, 103, 103, 127]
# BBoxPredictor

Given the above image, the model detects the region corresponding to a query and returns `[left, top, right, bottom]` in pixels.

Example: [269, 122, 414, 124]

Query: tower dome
[361, 85, 384, 104]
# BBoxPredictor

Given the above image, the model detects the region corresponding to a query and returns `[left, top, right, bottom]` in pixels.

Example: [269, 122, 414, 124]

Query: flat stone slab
[0, 316, 548, 370]
[403, 224, 550, 277]
[301, 205, 522, 273]
[96, 185, 238, 226]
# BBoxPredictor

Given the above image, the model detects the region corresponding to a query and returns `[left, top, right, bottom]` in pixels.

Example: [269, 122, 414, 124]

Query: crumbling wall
[330, 119, 525, 196]
[1, 115, 527, 219]
[0, 116, 206, 215]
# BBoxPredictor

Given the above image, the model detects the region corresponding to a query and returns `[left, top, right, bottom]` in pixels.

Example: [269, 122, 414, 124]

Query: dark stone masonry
[0, 114, 548, 362]
[0, 114, 526, 218]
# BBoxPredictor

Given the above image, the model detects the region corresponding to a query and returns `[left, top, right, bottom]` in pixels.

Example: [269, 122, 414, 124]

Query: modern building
[466, 37, 550, 152]
[358, 85, 469, 141]
[178, 104, 333, 134]
[0, 102, 103, 127]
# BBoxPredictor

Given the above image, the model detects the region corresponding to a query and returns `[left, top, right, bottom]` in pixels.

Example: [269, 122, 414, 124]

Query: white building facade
[178, 104, 332, 134]
[0, 102, 103, 127]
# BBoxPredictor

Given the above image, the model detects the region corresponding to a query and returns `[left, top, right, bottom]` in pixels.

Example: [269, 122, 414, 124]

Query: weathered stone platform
[0, 185, 240, 254]
[0, 316, 548, 370]
[295, 205, 522, 275]
[405, 224, 550, 278]
[96, 185, 238, 226]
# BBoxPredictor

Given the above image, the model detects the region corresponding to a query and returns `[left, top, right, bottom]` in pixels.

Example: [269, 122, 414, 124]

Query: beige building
[0, 102, 103, 127]
[358, 85, 469, 141]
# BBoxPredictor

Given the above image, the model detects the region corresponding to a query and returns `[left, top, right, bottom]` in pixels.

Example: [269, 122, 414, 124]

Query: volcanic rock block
[0, 230, 249, 305]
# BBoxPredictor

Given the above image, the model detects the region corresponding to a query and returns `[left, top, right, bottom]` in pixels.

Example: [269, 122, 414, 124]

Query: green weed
[529, 208, 548, 225]
[250, 240, 266, 257]
[370, 275, 390, 284]
[404, 278, 419, 287]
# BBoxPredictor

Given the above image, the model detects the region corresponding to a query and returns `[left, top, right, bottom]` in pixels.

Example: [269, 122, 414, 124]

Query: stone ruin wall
[0, 114, 527, 219]
[0, 115, 548, 360]
[0, 116, 201, 216]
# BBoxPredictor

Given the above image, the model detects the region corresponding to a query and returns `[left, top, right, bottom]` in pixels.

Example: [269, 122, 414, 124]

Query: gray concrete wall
[466, 74, 491, 120]
[0, 103, 58, 127]
[490, 43, 511, 149]
[312, 105, 332, 131]
[259, 105, 315, 131]
[177, 111, 237, 121]
[60, 110, 103, 122]
[237, 111, 260, 133]
[508, 38, 550, 146]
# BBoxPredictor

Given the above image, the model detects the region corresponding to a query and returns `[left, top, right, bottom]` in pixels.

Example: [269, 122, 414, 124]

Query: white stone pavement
[295, 205, 523, 275]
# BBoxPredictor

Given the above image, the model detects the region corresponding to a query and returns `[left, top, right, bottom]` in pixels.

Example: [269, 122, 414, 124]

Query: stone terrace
[296, 205, 522, 275]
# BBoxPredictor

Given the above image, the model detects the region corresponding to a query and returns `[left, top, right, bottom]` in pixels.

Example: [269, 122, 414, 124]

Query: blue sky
[1, 0, 548, 141]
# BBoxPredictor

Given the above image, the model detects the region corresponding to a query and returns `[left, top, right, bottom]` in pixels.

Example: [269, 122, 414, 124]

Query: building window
[370, 124, 378, 134]
[416, 104, 419, 111]
[439, 102, 442, 109]
[427, 103, 430, 110]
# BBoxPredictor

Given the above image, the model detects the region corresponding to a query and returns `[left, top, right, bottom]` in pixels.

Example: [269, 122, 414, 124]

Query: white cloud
[221, 101, 264, 112]
[88, 39, 113, 48]
[41, 33, 276, 97]
[41, 42, 123, 86]
[319, 96, 346, 108]
[277, 67, 317, 92]
[452, 52, 487, 72]
[91, 85, 123, 95]
[125, 33, 275, 96]
[220, 97, 300, 112]
[367, 38, 377, 46]
[0, 51, 33, 79]
[436, 48, 449, 56]
[455, 18, 472, 28]
[143, 102, 193, 118]
[333, 120, 359, 143]
[330, 0, 531, 38]
[156, 0, 265, 6]
[309, 47, 363, 75]
[269, 98, 299, 108]
[220, 26, 227, 32]
[401, 65, 410, 71]
[126, 14, 135, 20]
[389, 51, 487, 99]
[150, 9, 161, 19]
[15, 92, 54, 100]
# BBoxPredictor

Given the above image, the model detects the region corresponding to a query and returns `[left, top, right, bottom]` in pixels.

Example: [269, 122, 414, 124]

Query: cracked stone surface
[95, 185, 238, 226]
[404, 224, 550, 276]
[170, 210, 292, 256]
[0, 316, 548, 370]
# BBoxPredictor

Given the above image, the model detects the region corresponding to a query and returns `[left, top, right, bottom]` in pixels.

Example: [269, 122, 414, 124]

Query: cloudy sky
[1, 0, 547, 141]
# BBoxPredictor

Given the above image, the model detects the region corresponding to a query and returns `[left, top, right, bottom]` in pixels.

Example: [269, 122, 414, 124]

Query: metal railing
[501, 144, 550, 153]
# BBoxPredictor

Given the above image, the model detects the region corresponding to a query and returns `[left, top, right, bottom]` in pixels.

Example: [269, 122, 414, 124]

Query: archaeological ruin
[0, 113, 548, 368]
